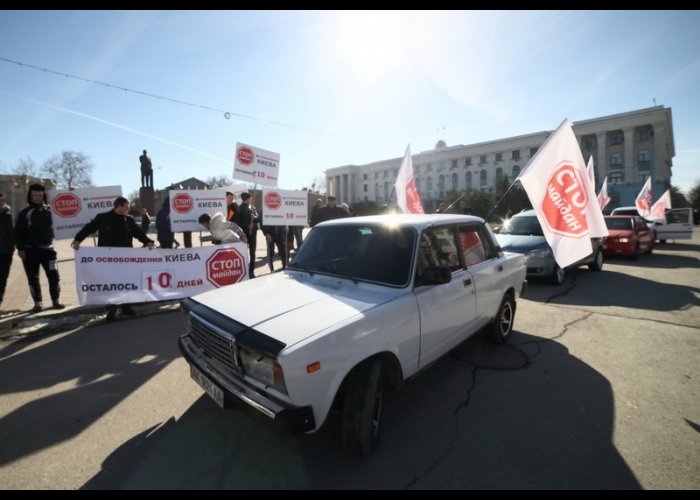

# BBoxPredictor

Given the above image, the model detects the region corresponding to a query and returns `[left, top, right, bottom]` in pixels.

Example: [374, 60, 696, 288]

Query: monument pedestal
[140, 187, 154, 215]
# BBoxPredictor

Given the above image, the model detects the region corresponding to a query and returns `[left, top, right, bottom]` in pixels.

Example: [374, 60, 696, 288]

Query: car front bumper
[179, 334, 316, 434]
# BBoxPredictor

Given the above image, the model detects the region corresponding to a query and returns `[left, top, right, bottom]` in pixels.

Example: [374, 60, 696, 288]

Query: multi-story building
[325, 106, 674, 211]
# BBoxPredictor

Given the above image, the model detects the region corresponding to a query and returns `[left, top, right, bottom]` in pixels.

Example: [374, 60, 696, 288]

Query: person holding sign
[198, 212, 247, 244]
[71, 196, 155, 321]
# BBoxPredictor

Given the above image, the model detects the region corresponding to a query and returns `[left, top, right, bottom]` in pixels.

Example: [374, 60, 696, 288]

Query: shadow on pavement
[83, 331, 640, 489]
[0, 313, 183, 467]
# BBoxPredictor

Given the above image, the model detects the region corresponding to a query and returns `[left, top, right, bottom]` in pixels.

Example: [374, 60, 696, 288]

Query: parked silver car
[495, 210, 604, 285]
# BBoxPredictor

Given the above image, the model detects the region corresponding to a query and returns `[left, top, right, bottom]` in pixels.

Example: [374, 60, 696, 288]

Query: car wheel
[631, 243, 640, 260]
[489, 294, 516, 344]
[588, 248, 604, 271]
[340, 358, 384, 455]
[646, 244, 653, 255]
[550, 264, 565, 285]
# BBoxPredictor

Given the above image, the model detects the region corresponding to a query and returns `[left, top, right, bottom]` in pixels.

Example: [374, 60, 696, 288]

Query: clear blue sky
[1, 10, 699, 198]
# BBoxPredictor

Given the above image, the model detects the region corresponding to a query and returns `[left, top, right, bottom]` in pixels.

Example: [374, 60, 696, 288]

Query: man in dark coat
[71, 196, 154, 321]
[0, 192, 15, 309]
[233, 192, 258, 278]
[14, 184, 64, 312]
[315, 195, 348, 225]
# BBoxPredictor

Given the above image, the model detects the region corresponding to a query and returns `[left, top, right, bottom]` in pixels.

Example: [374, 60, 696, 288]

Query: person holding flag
[394, 145, 424, 214]
[597, 177, 611, 212]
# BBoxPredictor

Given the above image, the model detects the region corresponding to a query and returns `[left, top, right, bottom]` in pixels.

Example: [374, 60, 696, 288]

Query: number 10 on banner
[142, 270, 175, 291]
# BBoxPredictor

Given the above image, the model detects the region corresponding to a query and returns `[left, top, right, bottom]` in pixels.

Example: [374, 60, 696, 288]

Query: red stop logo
[206, 247, 247, 287]
[237, 146, 254, 166]
[540, 163, 589, 238]
[264, 191, 281, 210]
[52, 192, 81, 218]
[172, 193, 194, 214]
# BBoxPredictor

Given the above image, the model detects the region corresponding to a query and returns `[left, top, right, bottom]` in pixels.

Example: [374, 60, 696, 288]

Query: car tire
[340, 358, 384, 455]
[550, 264, 565, 285]
[631, 243, 640, 260]
[588, 248, 604, 271]
[489, 294, 516, 344]
[646, 244, 653, 255]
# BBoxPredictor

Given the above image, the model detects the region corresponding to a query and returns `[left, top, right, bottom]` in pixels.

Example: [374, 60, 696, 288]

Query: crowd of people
[0, 188, 355, 320]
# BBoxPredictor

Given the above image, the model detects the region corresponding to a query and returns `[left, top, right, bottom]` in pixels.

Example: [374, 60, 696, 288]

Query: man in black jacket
[0, 192, 15, 309]
[15, 184, 64, 312]
[71, 196, 155, 321]
[233, 192, 258, 278]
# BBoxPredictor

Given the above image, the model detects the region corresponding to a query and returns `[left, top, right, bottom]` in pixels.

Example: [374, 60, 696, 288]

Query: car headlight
[239, 345, 287, 394]
[527, 248, 551, 259]
[617, 238, 629, 243]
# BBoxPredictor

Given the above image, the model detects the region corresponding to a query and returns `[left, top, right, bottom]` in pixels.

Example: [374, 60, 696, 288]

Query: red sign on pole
[52, 192, 81, 217]
[205, 247, 247, 287]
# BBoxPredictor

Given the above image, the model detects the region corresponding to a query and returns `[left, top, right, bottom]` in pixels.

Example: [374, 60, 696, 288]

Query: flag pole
[445, 193, 466, 213]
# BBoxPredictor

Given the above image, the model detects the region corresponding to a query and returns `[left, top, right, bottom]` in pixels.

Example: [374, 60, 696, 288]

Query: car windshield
[499, 216, 544, 236]
[605, 218, 633, 230]
[289, 224, 416, 287]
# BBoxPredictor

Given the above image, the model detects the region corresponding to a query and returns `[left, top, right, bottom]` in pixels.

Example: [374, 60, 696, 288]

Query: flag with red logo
[518, 120, 605, 268]
[650, 189, 671, 222]
[394, 145, 424, 214]
[635, 177, 653, 217]
[597, 176, 611, 212]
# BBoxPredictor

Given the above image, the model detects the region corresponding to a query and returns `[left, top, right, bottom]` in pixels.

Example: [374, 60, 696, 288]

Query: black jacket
[74, 209, 153, 247]
[15, 203, 55, 251]
[0, 205, 14, 255]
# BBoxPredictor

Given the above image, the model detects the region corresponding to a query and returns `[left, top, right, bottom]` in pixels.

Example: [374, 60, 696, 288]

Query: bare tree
[10, 156, 40, 177]
[310, 174, 326, 193]
[41, 151, 94, 189]
[205, 175, 233, 188]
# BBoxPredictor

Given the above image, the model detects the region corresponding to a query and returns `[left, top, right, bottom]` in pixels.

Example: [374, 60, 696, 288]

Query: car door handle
[463, 278, 472, 287]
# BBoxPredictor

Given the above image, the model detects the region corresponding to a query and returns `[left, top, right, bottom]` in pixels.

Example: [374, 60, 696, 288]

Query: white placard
[261, 189, 308, 226]
[232, 142, 280, 187]
[75, 243, 249, 305]
[169, 188, 228, 232]
[47, 186, 123, 240]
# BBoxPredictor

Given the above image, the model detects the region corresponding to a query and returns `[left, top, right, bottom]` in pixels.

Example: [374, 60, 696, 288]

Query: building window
[438, 175, 445, 197]
[415, 178, 422, 194]
[479, 155, 487, 165]
[495, 152, 503, 163]
[374, 183, 379, 199]
[512, 165, 521, 178]
[374, 172, 379, 179]
[610, 153, 622, 167]
[451, 173, 458, 191]
[363, 184, 368, 193]
[393, 168, 398, 177]
[609, 171, 624, 184]
[465, 172, 472, 189]
[639, 172, 650, 182]
[383, 170, 388, 178]
[480, 169, 487, 188]
[638, 150, 650, 164]
[384, 181, 389, 200]
[427, 176, 433, 193]
[530, 147, 538, 157]
[426, 163, 432, 172]
[363, 174, 367, 180]
[512, 150, 520, 160]
[495, 167, 504, 187]
[451, 159, 458, 169]
[465, 157, 472, 166]
[584, 136, 597, 149]
[640, 129, 651, 141]
[610, 132, 623, 146]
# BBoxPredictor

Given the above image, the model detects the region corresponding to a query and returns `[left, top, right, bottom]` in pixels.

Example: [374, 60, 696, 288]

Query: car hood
[496, 234, 548, 254]
[190, 271, 404, 348]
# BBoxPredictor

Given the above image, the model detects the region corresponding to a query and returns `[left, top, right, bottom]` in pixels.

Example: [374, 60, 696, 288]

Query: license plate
[190, 365, 225, 408]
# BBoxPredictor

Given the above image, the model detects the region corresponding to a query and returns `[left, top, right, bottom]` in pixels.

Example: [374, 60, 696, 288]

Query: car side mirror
[417, 266, 452, 286]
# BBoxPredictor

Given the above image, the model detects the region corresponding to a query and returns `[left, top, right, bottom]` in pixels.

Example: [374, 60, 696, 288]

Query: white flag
[586, 155, 596, 186]
[394, 145, 424, 214]
[519, 120, 603, 268]
[635, 177, 653, 217]
[650, 189, 672, 222]
[597, 176, 611, 212]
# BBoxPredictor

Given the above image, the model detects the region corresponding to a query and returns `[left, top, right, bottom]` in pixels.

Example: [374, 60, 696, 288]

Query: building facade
[325, 106, 674, 211]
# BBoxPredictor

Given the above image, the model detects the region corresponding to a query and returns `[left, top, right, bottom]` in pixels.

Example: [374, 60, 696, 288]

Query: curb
[0, 300, 181, 340]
